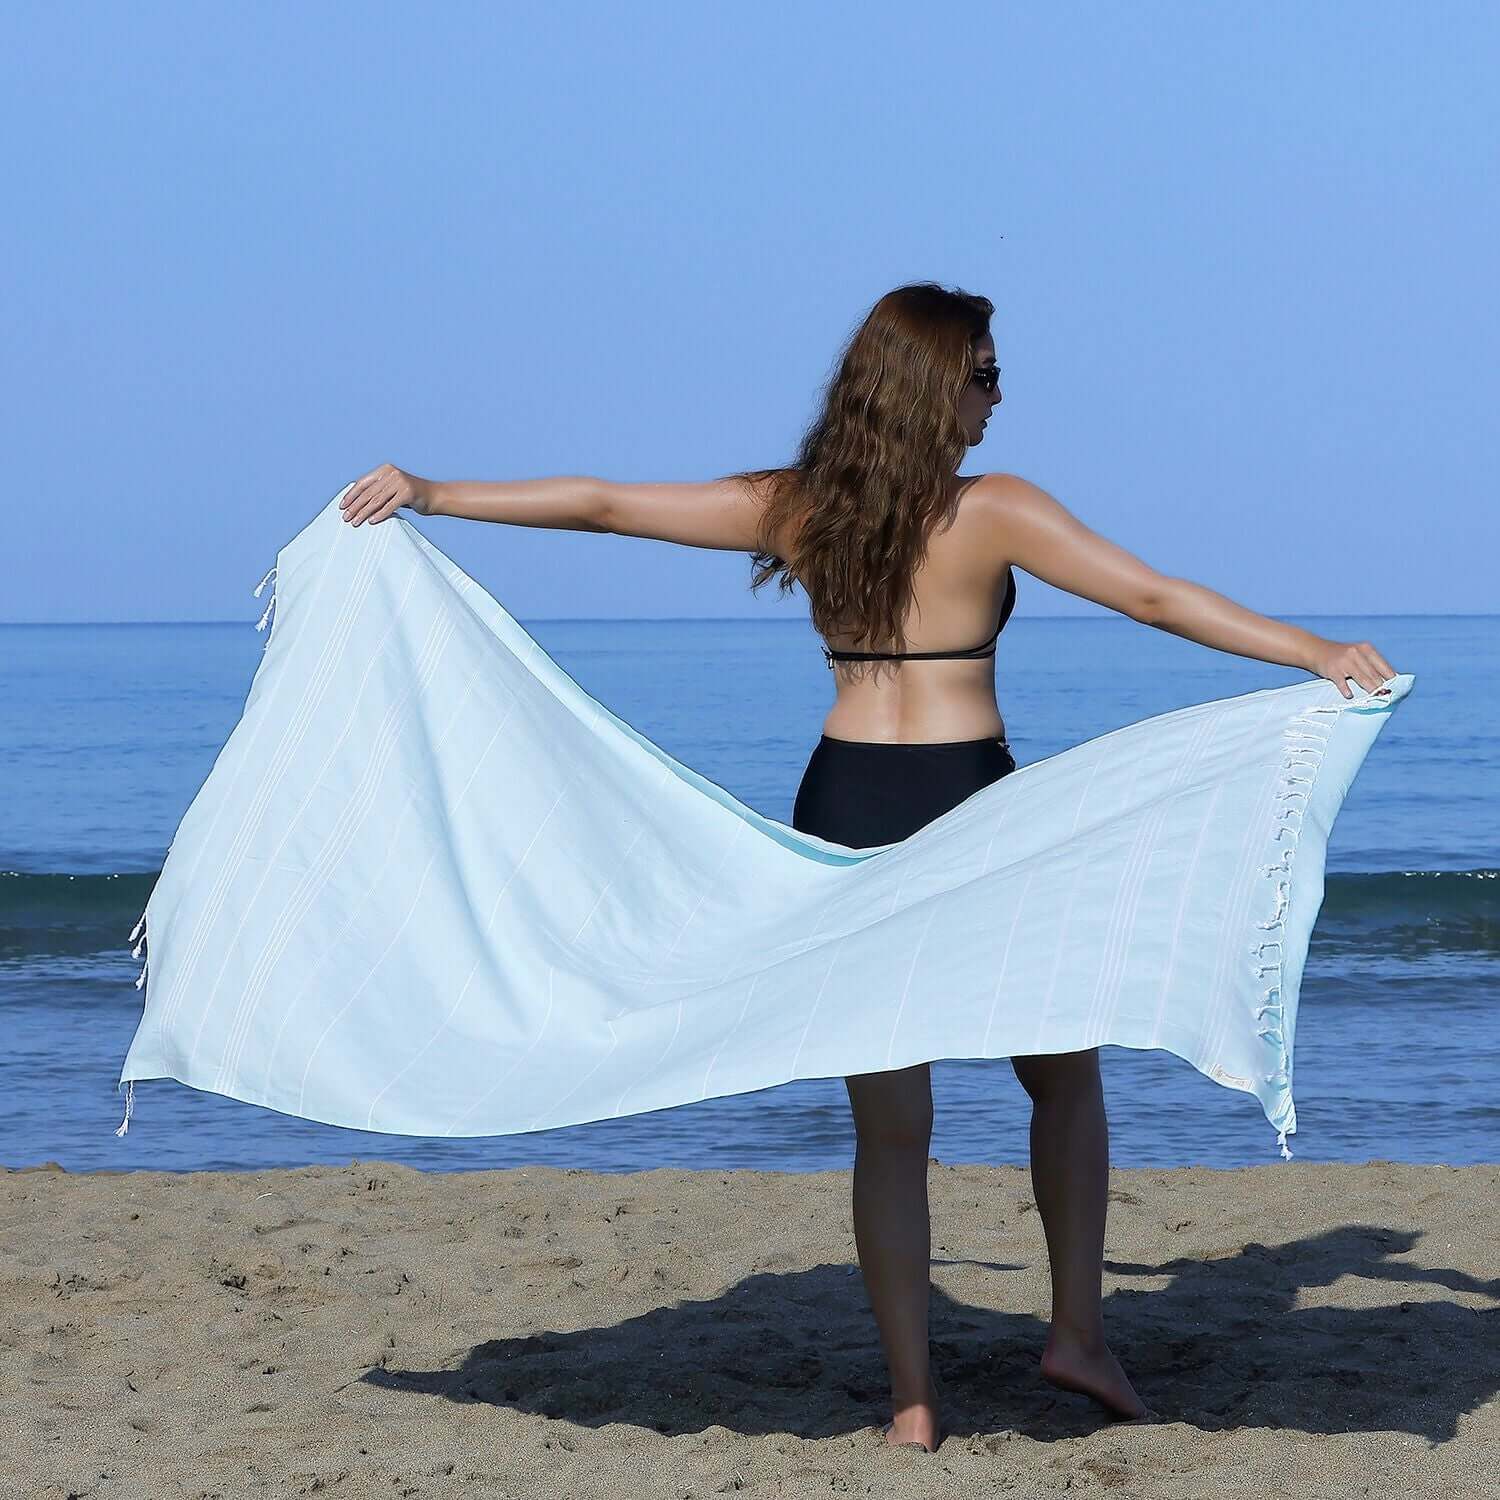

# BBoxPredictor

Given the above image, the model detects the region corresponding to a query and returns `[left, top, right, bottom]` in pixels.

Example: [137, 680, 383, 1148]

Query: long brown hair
[734, 281, 995, 656]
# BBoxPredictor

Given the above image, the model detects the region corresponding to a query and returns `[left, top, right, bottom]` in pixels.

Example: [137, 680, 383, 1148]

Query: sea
[2, 609, 1495, 1175]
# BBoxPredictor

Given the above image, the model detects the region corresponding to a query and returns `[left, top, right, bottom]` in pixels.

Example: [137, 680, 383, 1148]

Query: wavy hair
[734, 281, 995, 658]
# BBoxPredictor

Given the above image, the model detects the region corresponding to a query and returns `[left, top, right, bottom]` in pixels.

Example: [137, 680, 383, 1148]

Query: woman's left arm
[340, 464, 612, 532]
[341, 465, 765, 551]
[595, 476, 766, 551]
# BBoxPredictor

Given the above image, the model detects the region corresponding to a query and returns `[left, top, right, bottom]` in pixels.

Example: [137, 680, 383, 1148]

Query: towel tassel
[117, 905, 149, 1137]
[254, 565, 278, 635]
[1248, 697, 1345, 1162]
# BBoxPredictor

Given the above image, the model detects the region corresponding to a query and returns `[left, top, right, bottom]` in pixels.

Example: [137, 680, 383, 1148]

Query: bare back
[772, 473, 1013, 745]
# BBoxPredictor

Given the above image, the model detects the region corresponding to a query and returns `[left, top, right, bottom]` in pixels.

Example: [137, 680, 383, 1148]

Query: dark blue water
[2, 608, 1495, 1173]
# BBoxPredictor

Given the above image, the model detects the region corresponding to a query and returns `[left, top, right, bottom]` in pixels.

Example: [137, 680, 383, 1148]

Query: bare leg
[844, 1062, 943, 1451]
[1009, 1048, 1149, 1419]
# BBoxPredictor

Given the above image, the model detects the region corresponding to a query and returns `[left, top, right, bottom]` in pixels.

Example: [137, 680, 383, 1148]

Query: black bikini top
[821, 567, 1016, 668]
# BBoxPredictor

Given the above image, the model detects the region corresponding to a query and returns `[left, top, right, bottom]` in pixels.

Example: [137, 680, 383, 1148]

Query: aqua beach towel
[116, 482, 1413, 1156]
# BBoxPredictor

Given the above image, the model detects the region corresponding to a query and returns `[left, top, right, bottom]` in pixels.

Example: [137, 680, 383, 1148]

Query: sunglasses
[971, 365, 1001, 393]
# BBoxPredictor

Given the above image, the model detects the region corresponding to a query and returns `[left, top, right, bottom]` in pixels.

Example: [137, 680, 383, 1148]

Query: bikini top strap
[821, 567, 1016, 667]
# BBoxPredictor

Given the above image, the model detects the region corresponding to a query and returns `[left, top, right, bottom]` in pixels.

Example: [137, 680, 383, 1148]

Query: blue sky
[5, 2, 1494, 622]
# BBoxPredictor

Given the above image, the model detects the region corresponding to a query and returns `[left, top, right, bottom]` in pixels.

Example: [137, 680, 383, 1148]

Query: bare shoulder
[962, 471, 1098, 555]
[956, 472, 1052, 560]
[959, 472, 1168, 620]
[964, 471, 1059, 525]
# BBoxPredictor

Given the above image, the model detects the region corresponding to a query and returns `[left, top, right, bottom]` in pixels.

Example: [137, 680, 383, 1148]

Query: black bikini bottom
[791, 734, 1017, 849]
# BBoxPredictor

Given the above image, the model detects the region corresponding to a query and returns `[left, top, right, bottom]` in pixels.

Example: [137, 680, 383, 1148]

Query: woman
[338, 282, 1396, 1452]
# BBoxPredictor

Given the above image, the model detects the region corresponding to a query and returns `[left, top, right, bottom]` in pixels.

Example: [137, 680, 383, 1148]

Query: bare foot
[882, 1375, 943, 1452]
[1040, 1328, 1151, 1421]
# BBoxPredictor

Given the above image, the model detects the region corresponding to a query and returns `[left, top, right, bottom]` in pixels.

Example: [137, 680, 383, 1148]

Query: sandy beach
[4, 1158, 1496, 1498]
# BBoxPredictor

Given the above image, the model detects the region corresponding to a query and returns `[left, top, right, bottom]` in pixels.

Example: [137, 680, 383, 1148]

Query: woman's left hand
[339, 464, 436, 525]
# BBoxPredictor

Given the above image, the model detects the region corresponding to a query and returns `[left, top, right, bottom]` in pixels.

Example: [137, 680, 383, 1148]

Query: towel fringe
[117, 555, 280, 1139]
[118, 903, 149, 1137]
[131, 907, 149, 989]
[254, 565, 278, 636]
[1251, 698, 1343, 1161]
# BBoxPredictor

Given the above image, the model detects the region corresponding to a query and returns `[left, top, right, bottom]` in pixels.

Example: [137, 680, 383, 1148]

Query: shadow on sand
[367, 1222, 1499, 1443]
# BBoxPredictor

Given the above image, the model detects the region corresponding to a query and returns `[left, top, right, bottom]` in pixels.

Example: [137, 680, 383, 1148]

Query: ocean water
[2, 607, 1495, 1175]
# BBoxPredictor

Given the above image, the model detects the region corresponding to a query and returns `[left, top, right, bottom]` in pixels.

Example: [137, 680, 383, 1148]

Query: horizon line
[0, 612, 1492, 628]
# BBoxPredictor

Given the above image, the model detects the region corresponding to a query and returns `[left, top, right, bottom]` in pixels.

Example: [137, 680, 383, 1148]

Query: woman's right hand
[1306, 637, 1398, 699]
[339, 463, 436, 526]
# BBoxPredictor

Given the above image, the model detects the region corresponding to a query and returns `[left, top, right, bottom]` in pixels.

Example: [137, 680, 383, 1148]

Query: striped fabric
[116, 482, 1413, 1156]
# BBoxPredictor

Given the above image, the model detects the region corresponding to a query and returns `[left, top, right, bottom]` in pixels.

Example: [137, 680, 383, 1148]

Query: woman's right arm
[982, 474, 1396, 698]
